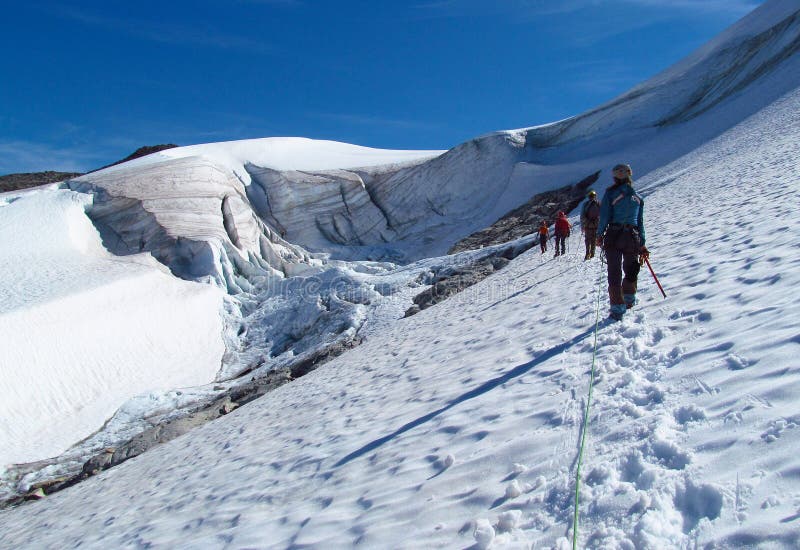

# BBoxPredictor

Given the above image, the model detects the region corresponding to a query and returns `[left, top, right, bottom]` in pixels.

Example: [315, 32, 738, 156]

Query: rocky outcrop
[448, 171, 599, 254]
[89, 144, 178, 173]
[0, 171, 82, 193]
[404, 251, 517, 317]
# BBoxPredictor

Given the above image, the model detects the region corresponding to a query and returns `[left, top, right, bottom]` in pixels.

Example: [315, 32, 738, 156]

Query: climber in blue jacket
[596, 163, 650, 321]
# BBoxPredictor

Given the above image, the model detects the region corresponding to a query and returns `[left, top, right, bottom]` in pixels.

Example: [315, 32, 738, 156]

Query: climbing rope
[572, 269, 603, 549]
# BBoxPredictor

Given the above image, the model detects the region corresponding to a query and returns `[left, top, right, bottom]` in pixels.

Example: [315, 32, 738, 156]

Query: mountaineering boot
[609, 304, 626, 321]
[622, 280, 638, 310]
[608, 285, 625, 320]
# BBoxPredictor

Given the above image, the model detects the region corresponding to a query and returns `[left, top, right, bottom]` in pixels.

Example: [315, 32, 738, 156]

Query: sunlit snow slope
[0, 190, 224, 465]
[0, 2, 799, 546]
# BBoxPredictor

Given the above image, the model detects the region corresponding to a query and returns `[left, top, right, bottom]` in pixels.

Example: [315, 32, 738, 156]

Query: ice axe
[642, 256, 666, 298]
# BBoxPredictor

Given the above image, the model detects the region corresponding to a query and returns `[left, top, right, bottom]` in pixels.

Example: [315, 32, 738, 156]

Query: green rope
[572, 275, 603, 549]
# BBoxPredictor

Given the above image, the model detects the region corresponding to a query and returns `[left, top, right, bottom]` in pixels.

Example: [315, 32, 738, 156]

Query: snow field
[0, 189, 225, 467]
[3, 2, 790, 470]
[1, 2, 800, 545]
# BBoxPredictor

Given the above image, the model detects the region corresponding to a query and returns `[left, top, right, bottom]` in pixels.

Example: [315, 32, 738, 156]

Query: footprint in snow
[673, 479, 724, 533]
[761, 417, 798, 443]
[631, 385, 666, 408]
[668, 309, 712, 323]
[724, 353, 755, 370]
[674, 405, 707, 425]
[647, 438, 692, 470]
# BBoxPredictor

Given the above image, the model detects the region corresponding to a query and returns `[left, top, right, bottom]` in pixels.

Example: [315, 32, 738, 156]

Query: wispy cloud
[412, 0, 761, 18]
[620, 0, 761, 16]
[550, 57, 641, 98]
[0, 140, 107, 174]
[312, 113, 440, 131]
[411, 0, 763, 48]
[47, 6, 277, 54]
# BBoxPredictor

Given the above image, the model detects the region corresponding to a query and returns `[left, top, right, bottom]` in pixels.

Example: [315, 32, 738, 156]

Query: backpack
[582, 200, 600, 221]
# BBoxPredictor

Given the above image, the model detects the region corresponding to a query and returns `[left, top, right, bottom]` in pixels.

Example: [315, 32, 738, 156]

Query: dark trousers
[605, 247, 641, 303]
[539, 235, 547, 253]
[555, 235, 566, 255]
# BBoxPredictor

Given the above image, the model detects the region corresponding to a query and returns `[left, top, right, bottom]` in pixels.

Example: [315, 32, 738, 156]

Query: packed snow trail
[571, 279, 603, 550]
[560, 87, 800, 548]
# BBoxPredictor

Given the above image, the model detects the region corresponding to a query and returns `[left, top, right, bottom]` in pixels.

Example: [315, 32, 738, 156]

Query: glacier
[1, 0, 800, 547]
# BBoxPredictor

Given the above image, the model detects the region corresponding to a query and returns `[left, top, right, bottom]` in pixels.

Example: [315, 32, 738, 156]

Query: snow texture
[1, 1, 800, 548]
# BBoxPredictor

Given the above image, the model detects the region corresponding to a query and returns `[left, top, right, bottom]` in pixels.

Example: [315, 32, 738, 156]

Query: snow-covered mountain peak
[97, 135, 445, 183]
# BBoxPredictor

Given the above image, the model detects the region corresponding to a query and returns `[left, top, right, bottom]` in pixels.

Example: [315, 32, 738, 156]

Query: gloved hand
[639, 246, 650, 263]
[596, 235, 603, 248]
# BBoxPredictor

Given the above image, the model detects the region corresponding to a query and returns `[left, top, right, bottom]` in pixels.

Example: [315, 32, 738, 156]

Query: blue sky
[0, 0, 763, 174]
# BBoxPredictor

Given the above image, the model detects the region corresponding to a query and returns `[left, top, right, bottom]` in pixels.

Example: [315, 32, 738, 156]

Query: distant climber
[581, 190, 601, 260]
[554, 211, 571, 257]
[596, 164, 649, 321]
[538, 220, 549, 254]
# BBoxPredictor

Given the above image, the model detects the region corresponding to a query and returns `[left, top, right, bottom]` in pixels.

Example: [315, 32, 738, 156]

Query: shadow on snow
[334, 325, 598, 468]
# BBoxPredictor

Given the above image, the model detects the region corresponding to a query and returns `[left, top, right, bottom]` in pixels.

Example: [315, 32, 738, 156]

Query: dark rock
[448, 171, 600, 254]
[89, 144, 178, 173]
[82, 448, 115, 475]
[0, 171, 82, 193]
[25, 488, 45, 500]
[289, 337, 364, 379]
[404, 240, 536, 317]
[219, 401, 239, 415]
